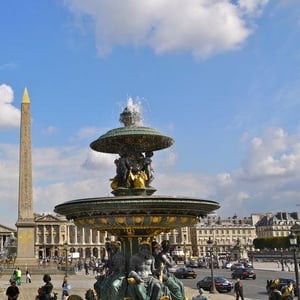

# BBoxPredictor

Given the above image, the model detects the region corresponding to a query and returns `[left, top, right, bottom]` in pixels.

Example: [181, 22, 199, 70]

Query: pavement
[0, 262, 282, 300]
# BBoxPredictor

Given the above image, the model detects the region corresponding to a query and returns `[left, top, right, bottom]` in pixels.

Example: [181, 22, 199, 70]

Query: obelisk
[15, 88, 37, 266]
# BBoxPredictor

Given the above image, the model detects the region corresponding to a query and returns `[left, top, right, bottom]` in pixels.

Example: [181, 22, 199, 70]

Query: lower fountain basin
[54, 195, 220, 236]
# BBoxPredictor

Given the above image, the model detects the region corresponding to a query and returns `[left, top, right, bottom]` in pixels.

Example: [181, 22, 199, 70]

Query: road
[180, 266, 296, 299]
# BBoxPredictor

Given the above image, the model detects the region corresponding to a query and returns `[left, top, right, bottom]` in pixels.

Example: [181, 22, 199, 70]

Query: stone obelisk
[15, 88, 37, 266]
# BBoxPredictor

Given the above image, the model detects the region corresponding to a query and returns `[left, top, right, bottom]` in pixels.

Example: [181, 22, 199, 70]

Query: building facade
[35, 213, 108, 260]
[254, 212, 300, 238]
[2, 211, 300, 262]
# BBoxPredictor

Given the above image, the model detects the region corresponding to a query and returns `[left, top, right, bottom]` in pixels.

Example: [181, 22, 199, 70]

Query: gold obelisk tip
[22, 87, 30, 103]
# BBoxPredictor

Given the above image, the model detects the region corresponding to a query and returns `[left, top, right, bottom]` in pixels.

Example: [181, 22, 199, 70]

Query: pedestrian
[26, 269, 31, 283]
[234, 278, 244, 300]
[62, 275, 71, 300]
[6, 280, 20, 300]
[38, 274, 53, 300]
[84, 262, 89, 275]
[15, 267, 22, 286]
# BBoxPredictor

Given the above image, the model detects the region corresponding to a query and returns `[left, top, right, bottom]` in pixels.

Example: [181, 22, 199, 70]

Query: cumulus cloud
[215, 127, 300, 217]
[238, 0, 269, 17]
[63, 0, 269, 59]
[0, 84, 20, 129]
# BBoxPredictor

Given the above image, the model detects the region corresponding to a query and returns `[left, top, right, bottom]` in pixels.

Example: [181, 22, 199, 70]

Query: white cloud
[75, 127, 101, 140]
[0, 84, 20, 129]
[215, 127, 300, 217]
[238, 0, 269, 17]
[63, 0, 269, 59]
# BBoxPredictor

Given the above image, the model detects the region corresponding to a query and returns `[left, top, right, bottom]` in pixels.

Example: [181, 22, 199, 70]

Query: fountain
[54, 101, 220, 300]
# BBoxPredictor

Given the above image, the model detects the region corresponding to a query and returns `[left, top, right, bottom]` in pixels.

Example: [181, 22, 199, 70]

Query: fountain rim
[90, 126, 174, 153]
[54, 195, 220, 219]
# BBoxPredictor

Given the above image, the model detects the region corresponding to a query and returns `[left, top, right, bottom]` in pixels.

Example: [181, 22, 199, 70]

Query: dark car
[174, 267, 197, 279]
[267, 278, 298, 296]
[197, 276, 233, 293]
[230, 263, 245, 271]
[197, 260, 208, 268]
[231, 268, 256, 280]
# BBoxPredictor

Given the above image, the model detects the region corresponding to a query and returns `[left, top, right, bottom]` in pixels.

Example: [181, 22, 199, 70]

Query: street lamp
[64, 242, 68, 277]
[280, 248, 285, 271]
[289, 232, 299, 300]
[207, 237, 216, 294]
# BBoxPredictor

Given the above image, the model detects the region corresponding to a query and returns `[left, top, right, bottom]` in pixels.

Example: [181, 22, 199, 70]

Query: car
[222, 261, 232, 269]
[197, 260, 208, 268]
[231, 268, 256, 280]
[186, 259, 199, 268]
[266, 278, 298, 296]
[230, 263, 245, 271]
[174, 267, 197, 279]
[197, 276, 234, 293]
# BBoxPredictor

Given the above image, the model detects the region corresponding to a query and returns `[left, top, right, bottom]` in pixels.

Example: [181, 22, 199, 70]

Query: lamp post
[207, 237, 216, 294]
[289, 232, 299, 300]
[280, 248, 285, 272]
[64, 242, 68, 277]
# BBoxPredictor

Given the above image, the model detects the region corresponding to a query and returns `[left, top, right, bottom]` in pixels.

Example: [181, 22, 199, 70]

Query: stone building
[191, 214, 256, 259]
[35, 213, 108, 260]
[2, 211, 300, 262]
[0, 225, 17, 258]
[254, 211, 300, 238]
[154, 214, 257, 261]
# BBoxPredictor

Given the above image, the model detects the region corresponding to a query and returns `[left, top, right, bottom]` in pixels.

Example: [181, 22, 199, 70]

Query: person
[192, 288, 210, 300]
[62, 276, 71, 300]
[84, 262, 89, 275]
[15, 267, 22, 286]
[6, 280, 20, 300]
[38, 274, 54, 300]
[9, 270, 17, 284]
[128, 242, 165, 300]
[26, 270, 31, 283]
[234, 278, 244, 300]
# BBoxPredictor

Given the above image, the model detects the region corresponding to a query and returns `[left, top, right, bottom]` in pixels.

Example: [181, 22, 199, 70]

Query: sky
[1, 0, 300, 229]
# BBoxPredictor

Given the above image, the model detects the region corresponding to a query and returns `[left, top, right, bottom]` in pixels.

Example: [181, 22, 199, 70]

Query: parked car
[186, 259, 199, 268]
[197, 276, 233, 293]
[222, 261, 232, 269]
[174, 267, 197, 279]
[230, 263, 245, 271]
[197, 260, 208, 268]
[231, 268, 256, 280]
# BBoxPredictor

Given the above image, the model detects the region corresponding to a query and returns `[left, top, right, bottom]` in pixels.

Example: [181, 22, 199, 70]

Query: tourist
[15, 267, 22, 286]
[6, 280, 20, 300]
[62, 275, 71, 300]
[38, 274, 54, 300]
[234, 278, 244, 300]
[26, 269, 31, 283]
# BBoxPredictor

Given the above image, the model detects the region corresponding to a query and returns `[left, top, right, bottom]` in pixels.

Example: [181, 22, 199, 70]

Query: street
[181, 264, 296, 299]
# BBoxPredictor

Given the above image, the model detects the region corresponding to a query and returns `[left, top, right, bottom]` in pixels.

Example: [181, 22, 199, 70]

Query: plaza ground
[0, 262, 281, 300]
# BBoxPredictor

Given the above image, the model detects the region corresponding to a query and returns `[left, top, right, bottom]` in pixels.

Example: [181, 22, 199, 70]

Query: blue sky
[1, 0, 300, 228]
